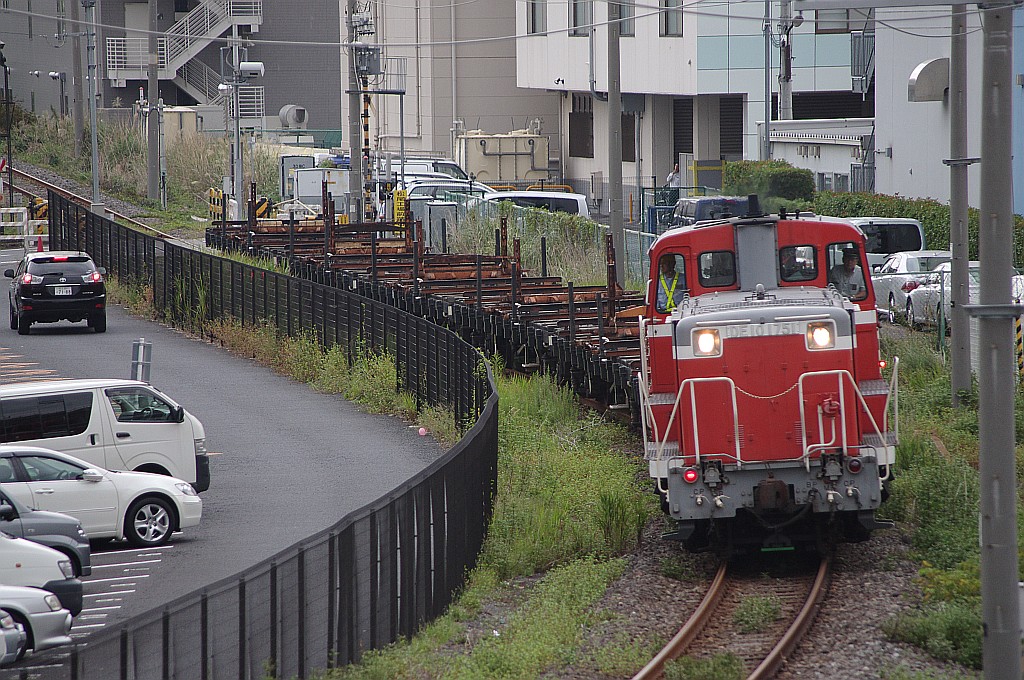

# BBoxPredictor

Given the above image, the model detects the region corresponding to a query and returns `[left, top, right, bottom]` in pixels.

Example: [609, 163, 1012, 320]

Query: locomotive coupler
[701, 460, 725, 489]
[820, 453, 843, 482]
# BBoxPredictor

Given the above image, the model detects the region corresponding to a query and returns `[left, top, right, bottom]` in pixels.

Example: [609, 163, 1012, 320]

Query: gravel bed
[15, 160, 149, 220]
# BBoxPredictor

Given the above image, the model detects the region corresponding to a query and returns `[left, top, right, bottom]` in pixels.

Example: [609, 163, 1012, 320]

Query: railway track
[633, 555, 832, 679]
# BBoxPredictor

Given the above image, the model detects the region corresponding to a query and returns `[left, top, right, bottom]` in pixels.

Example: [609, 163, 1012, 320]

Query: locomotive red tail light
[683, 468, 700, 484]
[879, 360, 887, 369]
[847, 457, 863, 474]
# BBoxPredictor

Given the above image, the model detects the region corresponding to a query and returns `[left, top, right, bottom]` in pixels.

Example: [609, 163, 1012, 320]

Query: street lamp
[221, 58, 262, 220]
[49, 72, 67, 118]
[0, 40, 13, 208]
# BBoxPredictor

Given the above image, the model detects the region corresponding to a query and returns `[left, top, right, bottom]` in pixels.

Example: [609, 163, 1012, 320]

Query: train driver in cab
[656, 253, 687, 313]
[828, 247, 867, 300]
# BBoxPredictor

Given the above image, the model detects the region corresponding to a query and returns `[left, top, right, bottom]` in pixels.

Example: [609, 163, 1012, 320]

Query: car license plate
[54, 286, 73, 296]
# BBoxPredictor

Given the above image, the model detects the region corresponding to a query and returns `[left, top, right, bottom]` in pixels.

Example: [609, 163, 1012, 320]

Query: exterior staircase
[106, 0, 263, 118]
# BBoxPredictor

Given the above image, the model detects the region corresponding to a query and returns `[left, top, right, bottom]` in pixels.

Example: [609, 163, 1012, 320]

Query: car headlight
[692, 329, 721, 357]
[0, 613, 16, 630]
[175, 482, 198, 497]
[76, 524, 87, 537]
[43, 593, 62, 612]
[194, 438, 207, 456]
[806, 321, 835, 350]
[58, 559, 75, 579]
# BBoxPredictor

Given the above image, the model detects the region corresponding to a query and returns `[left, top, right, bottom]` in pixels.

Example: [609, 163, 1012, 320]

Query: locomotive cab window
[779, 246, 818, 282]
[698, 251, 736, 288]
[826, 243, 867, 301]
[655, 253, 687, 313]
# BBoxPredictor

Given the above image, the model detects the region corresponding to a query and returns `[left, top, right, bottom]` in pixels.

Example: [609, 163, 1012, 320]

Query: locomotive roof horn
[744, 194, 764, 218]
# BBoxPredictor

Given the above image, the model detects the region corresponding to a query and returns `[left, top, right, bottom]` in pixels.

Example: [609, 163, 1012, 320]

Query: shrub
[723, 160, 815, 202]
[882, 602, 982, 669]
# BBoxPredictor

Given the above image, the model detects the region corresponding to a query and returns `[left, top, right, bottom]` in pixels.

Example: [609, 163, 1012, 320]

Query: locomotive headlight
[692, 329, 721, 357]
[806, 321, 835, 350]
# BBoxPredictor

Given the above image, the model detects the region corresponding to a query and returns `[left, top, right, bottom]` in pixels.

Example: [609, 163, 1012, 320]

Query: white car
[483, 191, 591, 219]
[0, 584, 72, 661]
[904, 261, 980, 329]
[0, 445, 202, 547]
[870, 250, 952, 323]
[0, 609, 26, 666]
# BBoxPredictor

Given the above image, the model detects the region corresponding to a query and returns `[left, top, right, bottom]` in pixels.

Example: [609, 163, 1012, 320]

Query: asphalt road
[0, 249, 444, 632]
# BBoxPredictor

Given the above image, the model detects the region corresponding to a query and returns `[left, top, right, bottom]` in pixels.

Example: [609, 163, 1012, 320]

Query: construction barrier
[255, 196, 271, 218]
[208, 188, 225, 220]
[29, 197, 48, 220]
[1016, 316, 1023, 381]
[0, 207, 47, 249]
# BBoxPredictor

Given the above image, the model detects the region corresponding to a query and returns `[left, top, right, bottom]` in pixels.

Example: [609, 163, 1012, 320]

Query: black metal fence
[42, 192, 499, 680]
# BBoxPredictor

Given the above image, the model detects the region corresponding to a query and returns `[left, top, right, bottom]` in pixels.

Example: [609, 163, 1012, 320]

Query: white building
[515, 0, 872, 196]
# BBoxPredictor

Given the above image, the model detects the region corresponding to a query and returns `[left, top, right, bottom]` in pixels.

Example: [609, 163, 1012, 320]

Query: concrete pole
[147, 0, 159, 201]
[948, 5, 971, 406]
[231, 26, 244, 220]
[778, 0, 794, 120]
[84, 0, 102, 212]
[607, 0, 625, 288]
[762, 0, 772, 160]
[975, 3, 1020, 675]
[70, 0, 85, 158]
[346, 0, 362, 223]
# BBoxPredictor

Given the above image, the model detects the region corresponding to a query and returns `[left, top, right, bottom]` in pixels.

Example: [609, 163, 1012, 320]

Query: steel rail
[10, 166, 179, 241]
[632, 556, 830, 680]
[748, 555, 832, 680]
[631, 561, 729, 680]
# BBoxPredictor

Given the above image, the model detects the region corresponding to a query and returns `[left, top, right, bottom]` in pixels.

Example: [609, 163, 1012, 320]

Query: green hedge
[723, 160, 815, 202]
[812, 191, 1024, 267]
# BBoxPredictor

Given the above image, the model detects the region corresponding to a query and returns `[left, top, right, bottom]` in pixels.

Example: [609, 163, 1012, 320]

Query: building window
[817, 172, 833, 192]
[27, 0, 33, 40]
[570, 0, 592, 37]
[815, 9, 852, 33]
[661, 0, 683, 37]
[834, 173, 850, 192]
[617, 0, 634, 37]
[527, 0, 546, 35]
[569, 93, 594, 158]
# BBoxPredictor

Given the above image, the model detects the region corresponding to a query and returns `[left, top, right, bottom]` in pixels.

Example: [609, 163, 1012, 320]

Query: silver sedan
[870, 250, 952, 323]
[0, 584, 73, 661]
[0, 610, 26, 666]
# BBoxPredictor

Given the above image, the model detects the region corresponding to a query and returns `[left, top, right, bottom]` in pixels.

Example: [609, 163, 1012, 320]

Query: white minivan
[0, 379, 209, 493]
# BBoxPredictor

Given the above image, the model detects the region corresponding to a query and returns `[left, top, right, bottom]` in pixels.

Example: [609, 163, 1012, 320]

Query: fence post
[238, 576, 247, 679]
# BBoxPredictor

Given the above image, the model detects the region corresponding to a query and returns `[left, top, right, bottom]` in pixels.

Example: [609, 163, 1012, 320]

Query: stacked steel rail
[206, 208, 647, 425]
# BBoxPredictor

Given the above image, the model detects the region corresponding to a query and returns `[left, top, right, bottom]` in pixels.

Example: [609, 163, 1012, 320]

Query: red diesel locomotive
[640, 202, 898, 552]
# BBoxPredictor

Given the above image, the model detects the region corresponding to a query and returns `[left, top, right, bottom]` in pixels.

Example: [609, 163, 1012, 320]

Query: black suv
[5, 251, 106, 335]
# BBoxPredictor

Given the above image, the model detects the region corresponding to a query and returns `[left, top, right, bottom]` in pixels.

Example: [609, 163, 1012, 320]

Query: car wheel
[90, 311, 106, 333]
[8, 303, 16, 331]
[125, 497, 174, 548]
[8, 611, 31, 659]
[17, 313, 30, 335]
[887, 294, 898, 324]
[906, 300, 918, 330]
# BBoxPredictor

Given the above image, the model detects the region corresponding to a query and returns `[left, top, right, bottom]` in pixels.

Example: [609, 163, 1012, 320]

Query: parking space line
[91, 559, 160, 569]
[84, 591, 133, 598]
[85, 575, 148, 584]
[92, 545, 171, 556]
[80, 606, 121, 612]
[69, 623, 107, 630]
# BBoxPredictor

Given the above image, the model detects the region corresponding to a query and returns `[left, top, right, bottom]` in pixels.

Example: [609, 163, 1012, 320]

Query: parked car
[0, 610, 27, 666]
[4, 251, 106, 335]
[905, 261, 980, 328]
[0, 533, 81, 616]
[0, 489, 91, 576]
[0, 378, 211, 493]
[870, 250, 952, 323]
[0, 445, 203, 548]
[819, 216, 927, 269]
[403, 179, 494, 200]
[484, 191, 591, 219]
[668, 195, 750, 227]
[0, 584, 73, 660]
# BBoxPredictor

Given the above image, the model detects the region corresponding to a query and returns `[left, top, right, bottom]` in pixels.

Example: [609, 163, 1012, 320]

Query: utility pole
[607, 0, 624, 288]
[70, 0, 85, 158]
[147, 0, 160, 201]
[778, 0, 802, 120]
[762, 0, 772, 160]
[346, 0, 362, 223]
[973, 3, 1020, 674]
[231, 27, 243, 220]
[946, 4, 973, 406]
[83, 0, 101, 213]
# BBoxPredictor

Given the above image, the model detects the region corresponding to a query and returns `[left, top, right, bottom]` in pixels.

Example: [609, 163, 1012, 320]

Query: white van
[0, 379, 209, 493]
[0, 533, 82, 616]
[484, 191, 591, 219]
[819, 216, 927, 270]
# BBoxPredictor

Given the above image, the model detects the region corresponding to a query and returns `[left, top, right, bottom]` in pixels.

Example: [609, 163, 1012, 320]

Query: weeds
[663, 653, 746, 680]
[732, 594, 782, 633]
[882, 603, 983, 669]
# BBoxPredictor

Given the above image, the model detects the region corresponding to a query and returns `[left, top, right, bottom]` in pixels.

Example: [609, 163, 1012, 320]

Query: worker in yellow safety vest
[657, 254, 686, 313]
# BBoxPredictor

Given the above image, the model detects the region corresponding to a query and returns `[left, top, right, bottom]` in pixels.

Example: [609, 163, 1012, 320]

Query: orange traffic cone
[36, 236, 44, 252]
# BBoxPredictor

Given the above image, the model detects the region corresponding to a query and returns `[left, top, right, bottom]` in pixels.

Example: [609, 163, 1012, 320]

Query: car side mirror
[81, 469, 105, 482]
[3, 269, 13, 278]
[98, 267, 107, 275]
[173, 405, 185, 423]
[872, 264, 881, 273]
[0, 502, 16, 520]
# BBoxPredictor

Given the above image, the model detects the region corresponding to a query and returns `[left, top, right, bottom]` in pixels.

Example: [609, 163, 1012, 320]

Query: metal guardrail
[41, 192, 498, 680]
